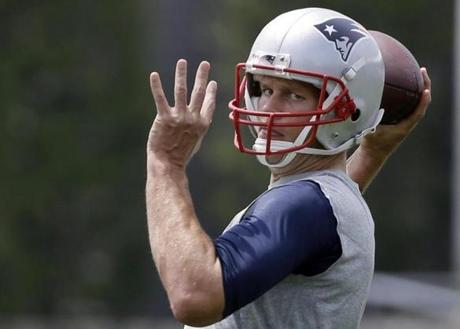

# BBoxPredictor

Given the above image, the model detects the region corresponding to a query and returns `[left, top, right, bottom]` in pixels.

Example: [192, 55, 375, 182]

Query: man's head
[249, 74, 321, 165]
[229, 8, 385, 168]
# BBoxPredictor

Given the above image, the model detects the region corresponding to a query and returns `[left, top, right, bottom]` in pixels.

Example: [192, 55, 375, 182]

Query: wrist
[147, 155, 187, 177]
[358, 140, 397, 162]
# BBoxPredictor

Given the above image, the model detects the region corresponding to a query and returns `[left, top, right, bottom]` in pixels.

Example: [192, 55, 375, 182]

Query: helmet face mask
[227, 8, 385, 168]
[229, 63, 357, 156]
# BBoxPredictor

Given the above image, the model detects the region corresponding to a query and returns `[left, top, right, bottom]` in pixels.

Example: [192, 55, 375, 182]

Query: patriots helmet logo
[314, 18, 368, 62]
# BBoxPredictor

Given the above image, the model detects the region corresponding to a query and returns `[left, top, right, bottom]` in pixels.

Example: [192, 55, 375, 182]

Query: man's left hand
[147, 59, 217, 170]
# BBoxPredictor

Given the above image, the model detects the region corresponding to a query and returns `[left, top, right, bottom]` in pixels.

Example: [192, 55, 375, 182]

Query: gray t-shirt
[186, 170, 375, 329]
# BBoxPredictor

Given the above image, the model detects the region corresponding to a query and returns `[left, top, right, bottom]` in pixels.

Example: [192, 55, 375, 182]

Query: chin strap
[253, 116, 315, 168]
[254, 141, 298, 168]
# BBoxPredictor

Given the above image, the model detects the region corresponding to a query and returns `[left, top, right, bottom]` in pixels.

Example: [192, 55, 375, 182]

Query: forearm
[146, 161, 224, 325]
[347, 145, 391, 193]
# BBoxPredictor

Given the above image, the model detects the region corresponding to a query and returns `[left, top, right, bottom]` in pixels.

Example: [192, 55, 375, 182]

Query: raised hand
[147, 59, 217, 169]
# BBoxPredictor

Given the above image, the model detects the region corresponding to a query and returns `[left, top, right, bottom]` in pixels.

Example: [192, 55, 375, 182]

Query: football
[369, 30, 424, 125]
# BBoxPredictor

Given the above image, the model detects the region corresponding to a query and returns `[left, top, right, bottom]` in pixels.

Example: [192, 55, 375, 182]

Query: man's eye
[261, 88, 273, 96]
[289, 93, 305, 101]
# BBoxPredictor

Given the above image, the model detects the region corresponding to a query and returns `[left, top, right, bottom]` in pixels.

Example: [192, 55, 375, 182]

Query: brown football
[369, 30, 424, 125]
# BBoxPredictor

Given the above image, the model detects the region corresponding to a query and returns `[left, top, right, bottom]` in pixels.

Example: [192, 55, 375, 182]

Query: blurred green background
[0, 0, 452, 324]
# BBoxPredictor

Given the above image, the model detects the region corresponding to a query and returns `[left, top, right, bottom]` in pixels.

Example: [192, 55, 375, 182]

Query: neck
[269, 152, 346, 184]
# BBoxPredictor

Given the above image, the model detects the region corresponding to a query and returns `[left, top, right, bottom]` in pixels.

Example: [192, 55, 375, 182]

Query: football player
[146, 7, 431, 329]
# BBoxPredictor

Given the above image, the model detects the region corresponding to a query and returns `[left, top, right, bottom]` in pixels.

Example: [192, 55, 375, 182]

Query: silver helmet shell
[229, 8, 385, 166]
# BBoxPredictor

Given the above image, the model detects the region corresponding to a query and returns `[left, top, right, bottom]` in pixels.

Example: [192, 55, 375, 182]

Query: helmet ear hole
[351, 109, 361, 121]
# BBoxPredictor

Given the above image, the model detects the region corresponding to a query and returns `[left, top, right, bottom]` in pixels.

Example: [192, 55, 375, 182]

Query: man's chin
[257, 129, 286, 140]
[265, 153, 285, 165]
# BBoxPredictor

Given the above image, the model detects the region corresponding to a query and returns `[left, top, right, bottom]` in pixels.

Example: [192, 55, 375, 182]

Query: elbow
[170, 291, 223, 327]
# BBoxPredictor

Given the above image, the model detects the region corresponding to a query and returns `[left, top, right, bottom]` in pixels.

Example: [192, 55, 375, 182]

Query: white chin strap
[253, 118, 313, 168]
[253, 108, 384, 168]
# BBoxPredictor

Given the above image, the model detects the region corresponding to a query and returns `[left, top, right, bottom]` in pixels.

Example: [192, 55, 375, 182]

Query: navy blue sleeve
[214, 180, 342, 317]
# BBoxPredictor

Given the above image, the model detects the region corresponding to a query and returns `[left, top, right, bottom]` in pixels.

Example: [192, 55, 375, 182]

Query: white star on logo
[324, 25, 337, 36]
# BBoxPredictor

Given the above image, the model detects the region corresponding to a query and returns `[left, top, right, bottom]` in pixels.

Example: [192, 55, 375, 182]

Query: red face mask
[228, 63, 357, 156]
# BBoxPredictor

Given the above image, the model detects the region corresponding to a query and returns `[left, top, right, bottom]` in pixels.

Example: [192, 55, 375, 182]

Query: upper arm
[214, 180, 341, 317]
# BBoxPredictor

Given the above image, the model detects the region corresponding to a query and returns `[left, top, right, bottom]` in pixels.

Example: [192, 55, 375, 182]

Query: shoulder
[246, 179, 332, 221]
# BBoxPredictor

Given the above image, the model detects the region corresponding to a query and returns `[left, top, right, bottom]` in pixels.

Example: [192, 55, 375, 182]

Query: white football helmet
[228, 7, 385, 168]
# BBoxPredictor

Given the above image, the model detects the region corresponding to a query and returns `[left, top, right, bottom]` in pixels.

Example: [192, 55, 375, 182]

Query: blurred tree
[0, 0, 155, 315]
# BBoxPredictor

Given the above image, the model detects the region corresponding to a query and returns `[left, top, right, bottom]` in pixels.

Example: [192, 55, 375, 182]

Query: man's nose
[261, 94, 283, 113]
